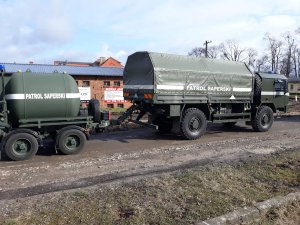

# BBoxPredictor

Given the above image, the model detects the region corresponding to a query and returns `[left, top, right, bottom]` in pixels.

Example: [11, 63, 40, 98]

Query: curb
[196, 191, 300, 225]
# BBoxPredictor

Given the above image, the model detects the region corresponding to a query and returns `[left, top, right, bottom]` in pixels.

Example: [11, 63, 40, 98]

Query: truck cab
[257, 72, 289, 112]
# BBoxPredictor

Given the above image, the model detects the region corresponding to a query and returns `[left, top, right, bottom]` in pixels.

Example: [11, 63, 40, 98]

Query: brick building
[1, 62, 131, 109]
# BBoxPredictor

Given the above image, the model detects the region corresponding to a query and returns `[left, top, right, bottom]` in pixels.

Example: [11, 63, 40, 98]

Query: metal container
[5, 72, 80, 123]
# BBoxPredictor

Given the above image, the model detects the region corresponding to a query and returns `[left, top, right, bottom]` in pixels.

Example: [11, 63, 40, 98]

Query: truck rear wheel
[252, 106, 274, 132]
[180, 108, 207, 140]
[58, 129, 87, 155]
[4, 133, 39, 161]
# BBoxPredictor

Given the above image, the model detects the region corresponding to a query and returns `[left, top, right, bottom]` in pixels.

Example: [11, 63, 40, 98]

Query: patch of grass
[104, 108, 127, 113]
[1, 150, 299, 225]
[250, 200, 300, 225]
[1, 220, 18, 225]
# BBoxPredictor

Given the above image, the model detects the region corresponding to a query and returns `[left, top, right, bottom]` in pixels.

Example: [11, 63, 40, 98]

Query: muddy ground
[0, 102, 300, 224]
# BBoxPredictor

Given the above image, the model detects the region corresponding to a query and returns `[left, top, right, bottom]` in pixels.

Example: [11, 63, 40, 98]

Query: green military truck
[0, 66, 109, 161]
[121, 52, 289, 139]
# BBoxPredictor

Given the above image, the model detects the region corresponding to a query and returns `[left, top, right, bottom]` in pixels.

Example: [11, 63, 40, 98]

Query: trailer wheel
[58, 129, 87, 155]
[4, 133, 38, 161]
[180, 108, 207, 140]
[88, 99, 101, 123]
[252, 106, 274, 132]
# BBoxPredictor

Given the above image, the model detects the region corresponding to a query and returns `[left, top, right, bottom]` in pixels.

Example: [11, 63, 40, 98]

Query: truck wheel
[180, 108, 207, 140]
[252, 106, 274, 132]
[4, 133, 38, 161]
[58, 129, 87, 155]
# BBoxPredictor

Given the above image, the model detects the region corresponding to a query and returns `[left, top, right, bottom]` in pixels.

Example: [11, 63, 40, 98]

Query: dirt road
[0, 115, 300, 200]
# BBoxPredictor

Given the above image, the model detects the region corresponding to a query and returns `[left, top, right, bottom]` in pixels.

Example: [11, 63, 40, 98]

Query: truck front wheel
[4, 133, 39, 161]
[252, 106, 274, 132]
[180, 108, 207, 140]
[57, 129, 87, 155]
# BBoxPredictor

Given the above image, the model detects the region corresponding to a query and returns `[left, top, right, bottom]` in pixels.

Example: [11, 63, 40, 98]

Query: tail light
[143, 93, 153, 99]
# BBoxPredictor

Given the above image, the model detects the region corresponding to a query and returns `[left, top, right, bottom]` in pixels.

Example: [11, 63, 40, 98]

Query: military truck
[120, 52, 289, 140]
[0, 66, 109, 161]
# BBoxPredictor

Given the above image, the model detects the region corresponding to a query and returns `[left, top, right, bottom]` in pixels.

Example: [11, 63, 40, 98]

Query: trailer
[0, 66, 109, 161]
[120, 52, 289, 139]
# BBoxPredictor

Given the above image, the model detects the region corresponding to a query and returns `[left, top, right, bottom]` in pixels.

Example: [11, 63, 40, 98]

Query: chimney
[94, 57, 107, 66]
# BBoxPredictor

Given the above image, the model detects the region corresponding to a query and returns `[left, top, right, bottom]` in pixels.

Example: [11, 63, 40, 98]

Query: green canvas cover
[124, 52, 254, 102]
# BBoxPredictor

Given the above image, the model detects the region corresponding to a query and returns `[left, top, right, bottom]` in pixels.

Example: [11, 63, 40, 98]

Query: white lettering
[187, 85, 206, 91]
[25, 93, 43, 99]
[43, 93, 66, 99]
[208, 86, 231, 92]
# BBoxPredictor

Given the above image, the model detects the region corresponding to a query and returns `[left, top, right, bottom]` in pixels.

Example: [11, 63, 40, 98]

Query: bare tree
[188, 47, 205, 57]
[298, 48, 300, 77]
[255, 55, 269, 72]
[219, 39, 247, 61]
[207, 45, 220, 59]
[290, 46, 300, 77]
[246, 48, 257, 69]
[188, 45, 220, 58]
[291, 45, 299, 77]
[281, 32, 296, 77]
[264, 33, 283, 72]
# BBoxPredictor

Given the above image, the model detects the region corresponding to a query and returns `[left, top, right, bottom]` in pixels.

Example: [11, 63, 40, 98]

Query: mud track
[0, 115, 300, 202]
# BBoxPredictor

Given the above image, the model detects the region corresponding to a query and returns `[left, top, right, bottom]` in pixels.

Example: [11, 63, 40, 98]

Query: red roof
[100, 57, 124, 68]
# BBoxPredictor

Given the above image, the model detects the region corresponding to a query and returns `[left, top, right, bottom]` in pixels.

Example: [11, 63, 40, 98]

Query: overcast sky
[0, 0, 299, 65]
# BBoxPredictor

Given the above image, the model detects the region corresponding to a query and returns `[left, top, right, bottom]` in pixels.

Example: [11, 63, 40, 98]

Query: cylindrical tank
[5, 72, 81, 125]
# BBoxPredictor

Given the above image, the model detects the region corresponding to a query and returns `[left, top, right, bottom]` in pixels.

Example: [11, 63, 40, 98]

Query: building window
[107, 104, 114, 108]
[82, 81, 90, 87]
[114, 81, 121, 86]
[104, 81, 110, 87]
[117, 104, 124, 108]
[291, 84, 294, 90]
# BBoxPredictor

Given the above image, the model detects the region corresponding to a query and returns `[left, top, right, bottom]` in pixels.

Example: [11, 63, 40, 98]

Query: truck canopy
[124, 52, 254, 102]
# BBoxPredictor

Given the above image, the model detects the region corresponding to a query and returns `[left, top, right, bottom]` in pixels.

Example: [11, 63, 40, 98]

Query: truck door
[273, 79, 289, 109]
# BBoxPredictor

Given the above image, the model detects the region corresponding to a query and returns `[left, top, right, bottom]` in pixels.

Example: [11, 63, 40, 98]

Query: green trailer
[0, 66, 109, 161]
[120, 51, 289, 139]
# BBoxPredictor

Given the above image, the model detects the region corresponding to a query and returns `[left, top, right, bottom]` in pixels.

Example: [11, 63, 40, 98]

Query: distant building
[54, 56, 124, 68]
[97, 57, 123, 68]
[288, 77, 300, 99]
[1, 62, 131, 109]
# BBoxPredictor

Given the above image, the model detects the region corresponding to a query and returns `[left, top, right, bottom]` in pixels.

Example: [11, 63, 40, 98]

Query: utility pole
[204, 40, 212, 58]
